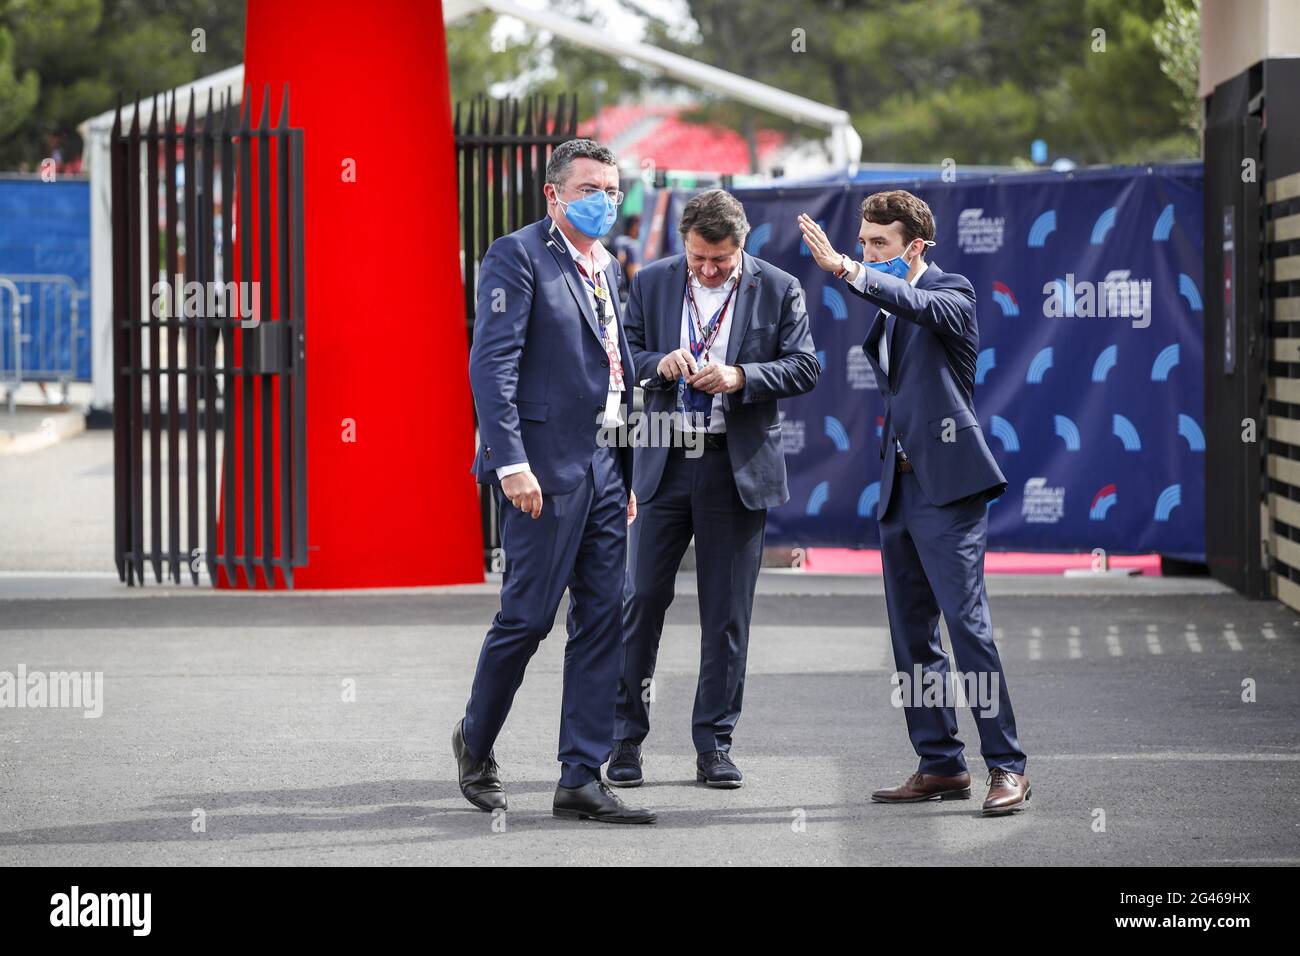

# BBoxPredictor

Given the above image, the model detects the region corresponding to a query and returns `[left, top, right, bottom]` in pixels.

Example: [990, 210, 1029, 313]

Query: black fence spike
[278, 82, 290, 130]
[259, 82, 271, 131]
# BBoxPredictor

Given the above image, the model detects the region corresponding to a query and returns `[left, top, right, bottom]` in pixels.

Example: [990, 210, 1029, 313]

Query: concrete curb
[0, 407, 86, 455]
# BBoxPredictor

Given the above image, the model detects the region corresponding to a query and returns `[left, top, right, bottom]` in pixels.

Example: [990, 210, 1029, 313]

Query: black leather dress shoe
[697, 750, 743, 788]
[452, 718, 506, 811]
[553, 780, 656, 824]
[606, 740, 644, 787]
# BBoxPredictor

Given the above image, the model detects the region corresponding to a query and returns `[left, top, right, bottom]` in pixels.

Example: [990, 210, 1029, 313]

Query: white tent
[78, 3, 861, 411]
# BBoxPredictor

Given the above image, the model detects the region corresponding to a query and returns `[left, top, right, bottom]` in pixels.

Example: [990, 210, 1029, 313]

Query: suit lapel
[542, 218, 603, 346]
[724, 252, 761, 366]
[601, 258, 621, 333]
[862, 309, 887, 381]
[665, 257, 688, 351]
[884, 311, 898, 385]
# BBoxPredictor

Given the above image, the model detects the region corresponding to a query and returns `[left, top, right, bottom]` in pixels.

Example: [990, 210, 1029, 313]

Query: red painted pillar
[219, 0, 483, 588]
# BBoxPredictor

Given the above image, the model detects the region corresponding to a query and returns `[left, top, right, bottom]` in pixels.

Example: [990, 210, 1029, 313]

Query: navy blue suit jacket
[846, 260, 1007, 518]
[624, 251, 820, 511]
[468, 217, 635, 495]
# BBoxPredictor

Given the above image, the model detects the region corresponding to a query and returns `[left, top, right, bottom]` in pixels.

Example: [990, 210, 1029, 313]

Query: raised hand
[798, 213, 847, 274]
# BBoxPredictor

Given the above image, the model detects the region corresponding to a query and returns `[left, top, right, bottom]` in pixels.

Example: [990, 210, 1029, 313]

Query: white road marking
[1223, 625, 1242, 652]
[1146, 623, 1162, 655]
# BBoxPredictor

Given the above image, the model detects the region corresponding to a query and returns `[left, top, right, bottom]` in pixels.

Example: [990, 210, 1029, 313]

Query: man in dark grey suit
[608, 190, 820, 789]
[799, 191, 1030, 816]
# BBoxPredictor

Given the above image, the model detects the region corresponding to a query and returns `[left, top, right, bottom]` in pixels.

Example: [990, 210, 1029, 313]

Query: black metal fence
[111, 84, 308, 588]
[455, 94, 578, 567]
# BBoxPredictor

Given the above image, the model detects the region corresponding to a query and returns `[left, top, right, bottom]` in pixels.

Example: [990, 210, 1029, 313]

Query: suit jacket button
[485, 447, 492, 458]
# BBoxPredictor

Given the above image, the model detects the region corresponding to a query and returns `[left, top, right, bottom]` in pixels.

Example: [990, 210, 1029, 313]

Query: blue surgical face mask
[557, 189, 617, 239]
[866, 241, 919, 279]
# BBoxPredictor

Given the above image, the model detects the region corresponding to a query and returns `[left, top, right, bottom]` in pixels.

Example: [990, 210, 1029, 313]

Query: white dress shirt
[678, 262, 742, 434]
[496, 223, 624, 480]
[847, 257, 929, 456]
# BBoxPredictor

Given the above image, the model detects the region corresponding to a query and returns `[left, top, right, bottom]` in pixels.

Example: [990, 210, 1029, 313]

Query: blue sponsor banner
[0, 177, 92, 381]
[724, 162, 1204, 558]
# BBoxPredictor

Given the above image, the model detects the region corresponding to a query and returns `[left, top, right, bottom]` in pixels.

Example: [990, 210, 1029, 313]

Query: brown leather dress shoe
[871, 770, 972, 803]
[982, 767, 1031, 815]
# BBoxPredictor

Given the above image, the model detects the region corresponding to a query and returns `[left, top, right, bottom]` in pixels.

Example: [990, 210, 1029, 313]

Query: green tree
[0, 0, 244, 169]
[0, 21, 39, 143]
[1152, 0, 1201, 136]
[630, 0, 1197, 168]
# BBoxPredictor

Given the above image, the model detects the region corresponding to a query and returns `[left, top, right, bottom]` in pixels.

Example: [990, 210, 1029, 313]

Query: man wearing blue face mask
[798, 191, 1030, 816]
[456, 139, 655, 825]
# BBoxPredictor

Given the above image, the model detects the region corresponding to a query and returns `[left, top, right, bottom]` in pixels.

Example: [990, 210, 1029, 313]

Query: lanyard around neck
[684, 270, 740, 358]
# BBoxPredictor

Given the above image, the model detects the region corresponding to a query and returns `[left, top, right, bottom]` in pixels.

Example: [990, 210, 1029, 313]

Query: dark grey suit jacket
[624, 250, 820, 510]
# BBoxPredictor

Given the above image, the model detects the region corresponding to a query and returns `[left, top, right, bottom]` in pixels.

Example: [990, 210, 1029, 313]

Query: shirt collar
[909, 259, 929, 287]
[689, 259, 743, 292]
[551, 217, 611, 273]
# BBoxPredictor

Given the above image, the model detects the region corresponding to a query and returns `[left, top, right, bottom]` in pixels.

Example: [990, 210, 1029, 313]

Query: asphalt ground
[2, 430, 1295, 866]
[0, 571, 1295, 866]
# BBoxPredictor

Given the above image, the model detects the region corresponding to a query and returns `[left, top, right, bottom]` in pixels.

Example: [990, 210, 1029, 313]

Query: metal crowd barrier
[0, 273, 86, 413]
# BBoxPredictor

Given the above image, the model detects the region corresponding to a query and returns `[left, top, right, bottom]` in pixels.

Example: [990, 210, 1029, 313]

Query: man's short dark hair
[545, 139, 617, 186]
[678, 189, 750, 246]
[861, 189, 936, 250]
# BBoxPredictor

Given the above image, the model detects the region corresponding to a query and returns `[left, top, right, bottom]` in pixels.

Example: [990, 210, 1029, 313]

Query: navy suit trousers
[878, 469, 1027, 776]
[616, 445, 767, 754]
[463, 443, 627, 788]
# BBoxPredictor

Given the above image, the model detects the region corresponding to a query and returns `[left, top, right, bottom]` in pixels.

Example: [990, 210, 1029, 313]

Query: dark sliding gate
[111, 84, 308, 588]
[454, 94, 578, 568]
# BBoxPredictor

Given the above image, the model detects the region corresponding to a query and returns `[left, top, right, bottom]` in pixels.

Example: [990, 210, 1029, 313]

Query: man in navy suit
[799, 191, 1030, 815]
[455, 139, 655, 824]
[606, 190, 820, 789]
